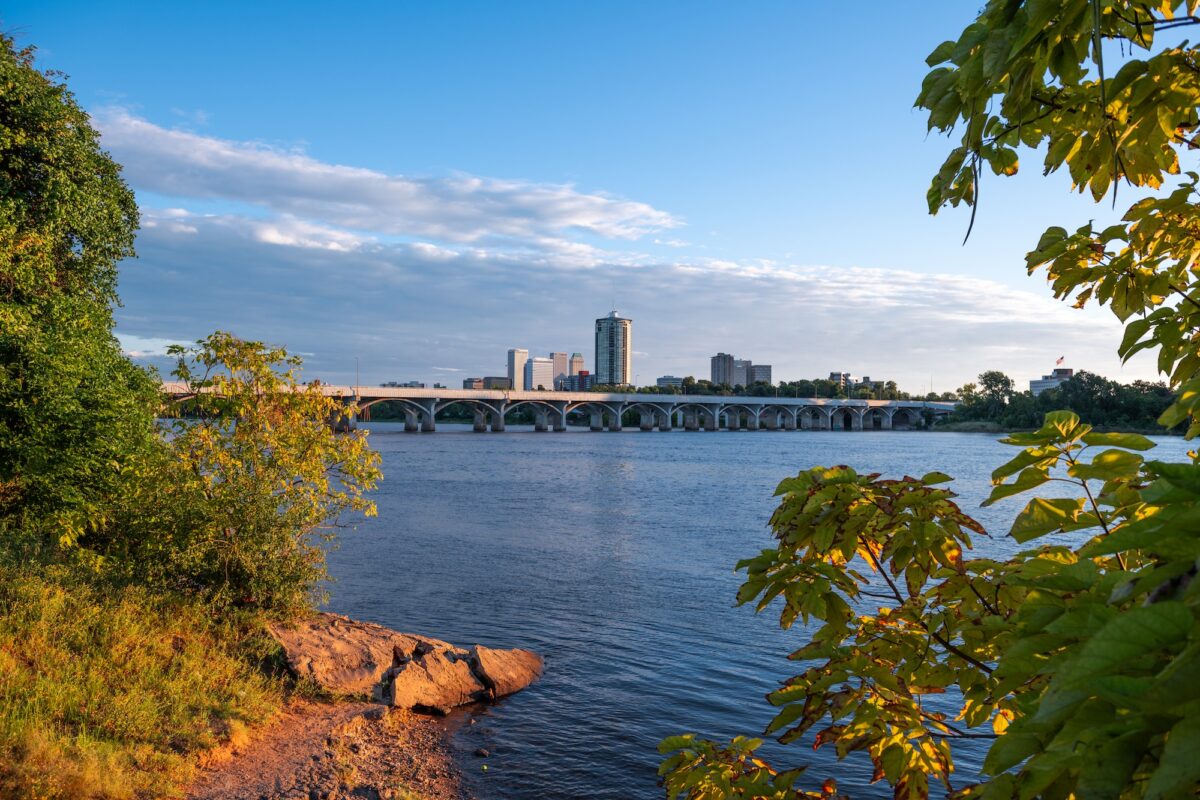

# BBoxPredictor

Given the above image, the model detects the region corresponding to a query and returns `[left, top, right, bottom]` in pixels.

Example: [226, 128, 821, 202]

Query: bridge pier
[851, 410, 863, 432]
[473, 408, 488, 432]
[489, 407, 506, 432]
[607, 410, 623, 432]
[656, 410, 672, 431]
[534, 408, 549, 432]
[683, 411, 698, 431]
[404, 409, 419, 433]
[639, 410, 655, 431]
[702, 409, 720, 432]
[724, 411, 739, 431]
[763, 413, 778, 431]
[590, 410, 604, 432]
[782, 412, 796, 431]
[553, 407, 567, 432]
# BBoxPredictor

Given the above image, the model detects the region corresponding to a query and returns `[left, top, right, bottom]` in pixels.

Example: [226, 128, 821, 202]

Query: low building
[562, 370, 596, 391]
[462, 378, 484, 390]
[748, 364, 772, 384]
[1031, 367, 1074, 395]
[482, 376, 512, 390]
[381, 380, 425, 388]
[828, 372, 853, 392]
[656, 375, 684, 388]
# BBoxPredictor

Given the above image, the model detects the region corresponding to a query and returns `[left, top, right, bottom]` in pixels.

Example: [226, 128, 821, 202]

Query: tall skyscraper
[549, 352, 569, 389]
[594, 310, 632, 386]
[507, 348, 528, 391]
[569, 352, 584, 376]
[711, 353, 735, 385]
[524, 356, 554, 391]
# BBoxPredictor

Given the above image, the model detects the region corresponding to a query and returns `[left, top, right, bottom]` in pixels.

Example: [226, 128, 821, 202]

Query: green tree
[112, 334, 382, 612]
[0, 35, 158, 548]
[660, 3, 1200, 799]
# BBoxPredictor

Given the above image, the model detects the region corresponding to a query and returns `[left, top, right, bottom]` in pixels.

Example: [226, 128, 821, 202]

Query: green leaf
[1080, 432, 1156, 451]
[1009, 497, 1087, 542]
[1067, 448, 1145, 482]
[982, 731, 1041, 775]
[1061, 602, 1193, 686]
[1145, 717, 1200, 800]
[983, 466, 1049, 506]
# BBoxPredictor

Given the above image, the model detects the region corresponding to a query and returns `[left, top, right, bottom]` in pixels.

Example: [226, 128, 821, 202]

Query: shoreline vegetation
[0, 35, 533, 800]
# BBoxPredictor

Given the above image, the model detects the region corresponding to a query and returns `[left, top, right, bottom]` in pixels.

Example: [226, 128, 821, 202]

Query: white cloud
[116, 333, 188, 358]
[100, 109, 1154, 391]
[97, 108, 680, 244]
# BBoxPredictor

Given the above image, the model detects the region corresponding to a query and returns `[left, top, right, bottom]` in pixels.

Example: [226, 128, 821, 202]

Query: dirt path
[187, 700, 465, 800]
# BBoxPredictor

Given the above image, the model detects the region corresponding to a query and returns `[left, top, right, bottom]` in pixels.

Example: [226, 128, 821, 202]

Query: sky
[4, 1, 1169, 392]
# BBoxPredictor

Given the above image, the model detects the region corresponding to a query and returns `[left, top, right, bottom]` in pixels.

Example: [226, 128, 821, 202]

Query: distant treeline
[594, 377, 955, 401]
[944, 370, 1179, 432]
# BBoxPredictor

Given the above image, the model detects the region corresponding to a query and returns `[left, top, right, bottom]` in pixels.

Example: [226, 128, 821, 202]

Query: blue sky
[6, 1, 1159, 391]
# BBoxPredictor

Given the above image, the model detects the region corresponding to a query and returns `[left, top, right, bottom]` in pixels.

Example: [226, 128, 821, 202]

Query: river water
[324, 425, 1191, 799]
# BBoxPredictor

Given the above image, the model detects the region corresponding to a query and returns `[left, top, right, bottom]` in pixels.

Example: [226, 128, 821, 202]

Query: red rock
[470, 645, 544, 698]
[387, 649, 487, 710]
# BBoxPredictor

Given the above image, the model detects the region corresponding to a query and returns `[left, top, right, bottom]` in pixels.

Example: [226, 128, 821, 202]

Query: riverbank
[932, 420, 1181, 435]
[186, 700, 464, 800]
[0, 566, 539, 800]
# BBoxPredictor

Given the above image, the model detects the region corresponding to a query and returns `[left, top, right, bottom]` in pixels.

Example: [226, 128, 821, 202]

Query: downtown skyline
[3, 2, 1164, 392]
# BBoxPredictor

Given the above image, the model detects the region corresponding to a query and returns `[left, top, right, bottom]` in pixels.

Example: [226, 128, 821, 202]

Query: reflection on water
[324, 425, 1191, 799]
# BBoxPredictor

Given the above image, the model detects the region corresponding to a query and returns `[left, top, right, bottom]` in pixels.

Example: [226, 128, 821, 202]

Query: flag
[1056, 356, 1065, 365]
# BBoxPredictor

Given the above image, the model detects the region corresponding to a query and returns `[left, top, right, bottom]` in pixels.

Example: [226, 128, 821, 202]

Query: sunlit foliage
[661, 3, 1200, 798]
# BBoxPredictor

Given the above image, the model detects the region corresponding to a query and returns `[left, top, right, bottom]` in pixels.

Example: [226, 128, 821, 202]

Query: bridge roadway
[166, 384, 953, 432]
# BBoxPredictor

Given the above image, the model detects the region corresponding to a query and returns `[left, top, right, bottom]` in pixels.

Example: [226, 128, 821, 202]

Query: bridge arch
[757, 404, 798, 430]
[796, 405, 829, 430]
[828, 406, 862, 431]
[890, 407, 923, 430]
[863, 408, 891, 430]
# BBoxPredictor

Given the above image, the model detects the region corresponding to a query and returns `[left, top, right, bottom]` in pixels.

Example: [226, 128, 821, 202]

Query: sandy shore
[186, 699, 468, 800]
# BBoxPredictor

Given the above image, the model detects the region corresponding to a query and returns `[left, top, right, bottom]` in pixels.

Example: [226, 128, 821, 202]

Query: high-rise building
[595, 310, 632, 386]
[711, 353, 735, 385]
[749, 364, 772, 385]
[569, 352, 584, 376]
[482, 376, 512, 390]
[462, 377, 484, 390]
[524, 356, 554, 391]
[507, 348, 529, 392]
[549, 352, 569, 389]
[732, 359, 752, 387]
[657, 375, 684, 388]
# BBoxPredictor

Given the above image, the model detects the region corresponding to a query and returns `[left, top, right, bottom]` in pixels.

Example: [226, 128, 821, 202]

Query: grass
[0, 565, 282, 799]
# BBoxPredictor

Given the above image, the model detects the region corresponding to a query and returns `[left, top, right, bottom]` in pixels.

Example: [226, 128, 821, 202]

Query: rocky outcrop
[471, 644, 544, 697]
[268, 613, 456, 696]
[386, 645, 487, 712]
[269, 612, 543, 713]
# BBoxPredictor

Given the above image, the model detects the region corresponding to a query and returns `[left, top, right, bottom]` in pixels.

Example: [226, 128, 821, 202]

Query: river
[324, 425, 1192, 799]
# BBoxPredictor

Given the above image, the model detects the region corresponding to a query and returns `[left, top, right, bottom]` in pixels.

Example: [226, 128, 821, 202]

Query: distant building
[482, 376, 512, 390]
[550, 352, 570, 389]
[855, 376, 885, 393]
[381, 380, 425, 388]
[828, 372, 853, 392]
[524, 356, 554, 391]
[657, 375, 684, 388]
[711, 353, 735, 385]
[732, 359, 752, 387]
[569, 352, 584, 376]
[507, 348, 528, 392]
[433, 383, 446, 389]
[563, 370, 596, 391]
[595, 310, 632, 386]
[748, 364, 772, 385]
[1031, 367, 1074, 395]
[462, 378, 484, 390]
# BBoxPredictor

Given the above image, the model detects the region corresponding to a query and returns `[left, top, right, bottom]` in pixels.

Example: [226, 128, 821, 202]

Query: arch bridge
[162, 383, 954, 433]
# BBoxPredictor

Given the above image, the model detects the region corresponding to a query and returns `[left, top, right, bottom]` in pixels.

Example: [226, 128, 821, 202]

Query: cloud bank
[102, 110, 1142, 390]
